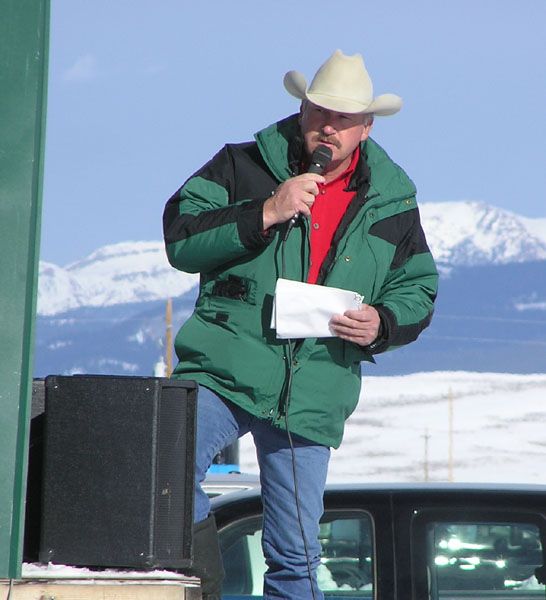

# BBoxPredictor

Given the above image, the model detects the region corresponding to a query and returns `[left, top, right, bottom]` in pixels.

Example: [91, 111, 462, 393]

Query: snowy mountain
[420, 201, 546, 268]
[38, 242, 198, 316]
[37, 201, 546, 316]
[34, 201, 546, 377]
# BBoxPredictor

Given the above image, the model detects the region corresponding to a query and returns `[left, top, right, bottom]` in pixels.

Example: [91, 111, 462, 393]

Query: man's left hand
[329, 304, 381, 346]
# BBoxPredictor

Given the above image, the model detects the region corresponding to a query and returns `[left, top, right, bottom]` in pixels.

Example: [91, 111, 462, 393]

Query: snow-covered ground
[22, 561, 197, 582]
[239, 371, 546, 485]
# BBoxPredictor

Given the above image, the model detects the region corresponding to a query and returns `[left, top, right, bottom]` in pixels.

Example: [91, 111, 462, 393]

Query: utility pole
[423, 428, 430, 482]
[448, 387, 454, 482]
[165, 298, 173, 377]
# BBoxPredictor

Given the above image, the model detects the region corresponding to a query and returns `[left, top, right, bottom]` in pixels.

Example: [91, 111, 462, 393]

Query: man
[163, 50, 438, 599]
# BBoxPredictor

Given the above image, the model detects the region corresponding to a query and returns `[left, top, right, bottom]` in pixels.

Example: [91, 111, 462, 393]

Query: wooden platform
[0, 578, 201, 599]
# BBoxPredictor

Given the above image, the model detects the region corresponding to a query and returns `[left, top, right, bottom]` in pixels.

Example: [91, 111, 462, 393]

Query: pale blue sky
[41, 0, 546, 265]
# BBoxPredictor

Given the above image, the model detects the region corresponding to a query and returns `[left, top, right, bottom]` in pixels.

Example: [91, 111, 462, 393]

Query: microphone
[307, 144, 333, 175]
[288, 144, 333, 230]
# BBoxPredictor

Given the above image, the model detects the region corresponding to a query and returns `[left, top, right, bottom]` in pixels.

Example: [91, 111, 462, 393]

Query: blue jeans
[194, 385, 330, 600]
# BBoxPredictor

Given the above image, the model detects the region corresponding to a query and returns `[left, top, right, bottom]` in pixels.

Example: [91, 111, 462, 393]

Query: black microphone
[307, 144, 333, 175]
[287, 144, 333, 230]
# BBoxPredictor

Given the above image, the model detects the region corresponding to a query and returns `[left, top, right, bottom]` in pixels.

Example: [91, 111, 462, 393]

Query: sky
[40, 0, 546, 266]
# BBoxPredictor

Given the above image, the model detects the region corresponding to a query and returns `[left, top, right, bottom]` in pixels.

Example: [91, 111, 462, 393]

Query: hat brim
[283, 70, 402, 116]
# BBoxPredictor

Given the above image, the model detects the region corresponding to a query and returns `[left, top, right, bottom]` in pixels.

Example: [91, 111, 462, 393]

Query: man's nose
[321, 123, 336, 136]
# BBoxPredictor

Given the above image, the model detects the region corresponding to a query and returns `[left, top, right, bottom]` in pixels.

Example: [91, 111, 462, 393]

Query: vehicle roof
[202, 471, 261, 497]
[204, 472, 260, 486]
[211, 480, 546, 512]
[325, 481, 546, 493]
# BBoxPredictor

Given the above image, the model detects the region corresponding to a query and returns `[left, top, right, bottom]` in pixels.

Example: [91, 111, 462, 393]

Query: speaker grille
[39, 375, 196, 569]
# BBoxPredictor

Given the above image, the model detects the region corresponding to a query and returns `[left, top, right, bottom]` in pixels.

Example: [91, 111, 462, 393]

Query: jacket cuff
[237, 198, 275, 250]
[365, 304, 397, 354]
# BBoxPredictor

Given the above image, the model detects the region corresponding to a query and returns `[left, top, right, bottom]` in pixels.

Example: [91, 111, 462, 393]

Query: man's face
[299, 101, 373, 171]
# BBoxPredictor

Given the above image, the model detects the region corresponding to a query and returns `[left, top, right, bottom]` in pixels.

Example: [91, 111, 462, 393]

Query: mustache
[314, 135, 341, 149]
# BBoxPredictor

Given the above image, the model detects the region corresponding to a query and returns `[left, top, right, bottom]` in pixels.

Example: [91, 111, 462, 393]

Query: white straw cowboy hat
[283, 50, 402, 116]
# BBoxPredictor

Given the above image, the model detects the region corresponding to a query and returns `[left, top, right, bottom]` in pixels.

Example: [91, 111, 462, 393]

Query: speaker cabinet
[23, 379, 46, 561]
[39, 375, 197, 569]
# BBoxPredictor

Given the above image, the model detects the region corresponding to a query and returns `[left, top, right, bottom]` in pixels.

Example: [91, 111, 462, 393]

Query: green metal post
[0, 0, 50, 579]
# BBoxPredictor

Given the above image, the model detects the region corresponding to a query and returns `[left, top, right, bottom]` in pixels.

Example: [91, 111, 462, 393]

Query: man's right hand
[262, 173, 325, 230]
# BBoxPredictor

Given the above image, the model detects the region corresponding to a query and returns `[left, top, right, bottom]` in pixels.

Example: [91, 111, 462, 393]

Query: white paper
[272, 278, 363, 339]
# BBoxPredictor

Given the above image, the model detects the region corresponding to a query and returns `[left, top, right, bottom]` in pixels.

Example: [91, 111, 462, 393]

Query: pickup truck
[210, 482, 546, 600]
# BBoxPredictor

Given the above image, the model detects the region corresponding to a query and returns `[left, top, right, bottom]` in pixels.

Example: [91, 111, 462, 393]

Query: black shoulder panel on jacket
[230, 142, 279, 201]
[369, 208, 431, 270]
[163, 142, 278, 247]
[164, 203, 244, 245]
[163, 145, 238, 245]
[182, 142, 277, 202]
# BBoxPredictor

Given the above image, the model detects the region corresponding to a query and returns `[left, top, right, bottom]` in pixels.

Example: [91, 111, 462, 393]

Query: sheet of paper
[272, 278, 363, 339]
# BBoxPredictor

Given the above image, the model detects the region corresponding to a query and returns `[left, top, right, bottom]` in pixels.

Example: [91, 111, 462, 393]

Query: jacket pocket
[196, 297, 251, 337]
[209, 274, 257, 305]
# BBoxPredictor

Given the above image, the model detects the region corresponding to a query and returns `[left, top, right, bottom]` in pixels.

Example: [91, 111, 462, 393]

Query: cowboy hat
[283, 50, 402, 116]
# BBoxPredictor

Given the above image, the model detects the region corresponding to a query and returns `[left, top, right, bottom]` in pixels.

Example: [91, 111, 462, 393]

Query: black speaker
[39, 375, 197, 570]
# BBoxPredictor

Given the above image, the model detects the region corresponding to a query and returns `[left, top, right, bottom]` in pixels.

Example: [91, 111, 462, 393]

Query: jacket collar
[254, 113, 415, 202]
[254, 114, 301, 182]
[255, 113, 370, 185]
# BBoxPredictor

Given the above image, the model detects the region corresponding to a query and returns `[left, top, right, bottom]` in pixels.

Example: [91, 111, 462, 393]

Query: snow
[22, 561, 197, 583]
[516, 302, 546, 312]
[38, 261, 86, 314]
[420, 201, 546, 266]
[38, 241, 199, 315]
[239, 371, 546, 485]
[96, 358, 139, 372]
[520, 216, 546, 245]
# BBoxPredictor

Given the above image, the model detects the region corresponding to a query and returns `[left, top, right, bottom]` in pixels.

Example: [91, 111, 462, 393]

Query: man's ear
[360, 122, 373, 142]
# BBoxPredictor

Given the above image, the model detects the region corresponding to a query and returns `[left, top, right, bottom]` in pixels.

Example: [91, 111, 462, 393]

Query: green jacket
[163, 114, 438, 448]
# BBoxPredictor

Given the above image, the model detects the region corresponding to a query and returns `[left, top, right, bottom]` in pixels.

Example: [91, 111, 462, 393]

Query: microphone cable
[279, 220, 319, 600]
[274, 143, 332, 599]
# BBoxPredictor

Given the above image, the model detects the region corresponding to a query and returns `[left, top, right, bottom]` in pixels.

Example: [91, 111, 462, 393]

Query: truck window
[427, 520, 546, 598]
[219, 510, 374, 598]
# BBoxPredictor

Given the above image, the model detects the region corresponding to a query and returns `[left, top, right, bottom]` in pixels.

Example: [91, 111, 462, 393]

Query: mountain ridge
[38, 201, 546, 316]
[35, 260, 546, 378]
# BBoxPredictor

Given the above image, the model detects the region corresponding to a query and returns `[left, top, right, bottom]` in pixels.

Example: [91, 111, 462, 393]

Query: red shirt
[307, 149, 359, 284]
